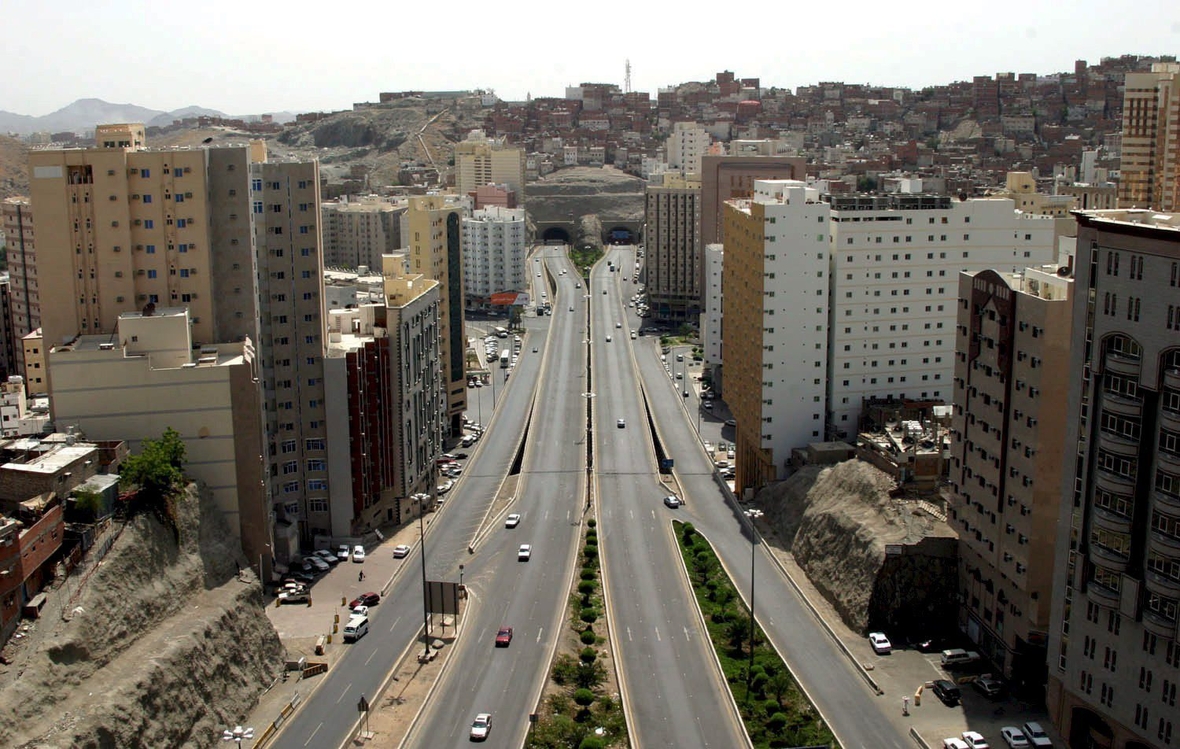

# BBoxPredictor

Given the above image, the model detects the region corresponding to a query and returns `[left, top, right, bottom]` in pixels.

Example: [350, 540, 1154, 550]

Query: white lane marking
[335, 684, 351, 703]
[365, 648, 379, 666]
[304, 723, 322, 747]
[684, 626, 691, 641]
[655, 627, 662, 642]
[627, 627, 633, 641]
[536, 627, 544, 643]
[389, 616, 402, 632]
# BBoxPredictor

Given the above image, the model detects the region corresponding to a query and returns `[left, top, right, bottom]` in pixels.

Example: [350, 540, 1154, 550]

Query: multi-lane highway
[593, 248, 749, 747]
[403, 247, 590, 747]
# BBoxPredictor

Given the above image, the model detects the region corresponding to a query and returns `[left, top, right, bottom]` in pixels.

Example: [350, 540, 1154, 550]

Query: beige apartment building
[21, 331, 46, 395]
[1047, 209, 1180, 749]
[321, 195, 405, 270]
[645, 173, 702, 322]
[2, 197, 38, 376]
[48, 308, 270, 580]
[700, 154, 807, 246]
[404, 195, 467, 435]
[1118, 62, 1180, 212]
[948, 267, 1072, 689]
[455, 130, 526, 205]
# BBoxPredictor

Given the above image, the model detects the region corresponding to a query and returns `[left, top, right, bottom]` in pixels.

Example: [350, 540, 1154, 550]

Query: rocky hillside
[0, 483, 284, 748]
[757, 460, 958, 636]
[0, 135, 29, 199]
[527, 167, 645, 224]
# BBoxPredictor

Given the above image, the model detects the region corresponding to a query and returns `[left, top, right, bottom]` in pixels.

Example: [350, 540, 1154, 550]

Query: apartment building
[0, 278, 15, 379]
[461, 206, 527, 303]
[2, 197, 38, 375]
[701, 243, 723, 369]
[1118, 63, 1180, 212]
[996, 172, 1077, 218]
[251, 159, 331, 544]
[320, 196, 405, 270]
[403, 195, 467, 435]
[666, 122, 711, 175]
[700, 154, 807, 247]
[948, 267, 1073, 689]
[723, 181, 831, 492]
[1047, 209, 1180, 749]
[826, 194, 1057, 438]
[645, 174, 702, 321]
[48, 308, 270, 579]
[455, 130, 526, 204]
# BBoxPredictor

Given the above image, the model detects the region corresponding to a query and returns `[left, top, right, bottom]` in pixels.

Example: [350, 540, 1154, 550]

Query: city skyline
[4, 0, 1179, 116]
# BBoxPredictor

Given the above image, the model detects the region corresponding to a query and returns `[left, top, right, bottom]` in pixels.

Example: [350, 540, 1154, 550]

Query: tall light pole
[416, 491, 431, 658]
[222, 725, 254, 749]
[744, 508, 764, 704]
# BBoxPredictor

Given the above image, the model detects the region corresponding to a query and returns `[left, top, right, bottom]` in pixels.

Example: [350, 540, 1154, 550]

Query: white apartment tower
[825, 194, 1057, 438]
[701, 243, 724, 367]
[666, 122, 711, 175]
[461, 206, 527, 302]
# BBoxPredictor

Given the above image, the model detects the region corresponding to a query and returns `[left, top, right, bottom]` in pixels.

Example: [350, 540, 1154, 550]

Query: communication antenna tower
[625, 59, 632, 94]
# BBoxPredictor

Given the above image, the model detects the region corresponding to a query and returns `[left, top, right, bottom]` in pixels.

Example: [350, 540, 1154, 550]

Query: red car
[495, 627, 513, 647]
[349, 592, 380, 609]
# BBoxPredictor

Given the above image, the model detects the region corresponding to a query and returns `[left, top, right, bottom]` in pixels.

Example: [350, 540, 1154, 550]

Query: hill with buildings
[0, 136, 28, 199]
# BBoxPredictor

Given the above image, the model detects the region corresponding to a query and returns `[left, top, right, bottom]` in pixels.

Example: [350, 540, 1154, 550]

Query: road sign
[357, 695, 369, 714]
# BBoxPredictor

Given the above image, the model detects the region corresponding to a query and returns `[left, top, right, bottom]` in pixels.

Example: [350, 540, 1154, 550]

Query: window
[309, 498, 329, 513]
[283, 481, 298, 494]
[177, 218, 187, 228]
[146, 269, 157, 279]
[143, 194, 152, 204]
[306, 459, 326, 472]
[308, 479, 328, 491]
[144, 219, 154, 229]
[305, 438, 325, 450]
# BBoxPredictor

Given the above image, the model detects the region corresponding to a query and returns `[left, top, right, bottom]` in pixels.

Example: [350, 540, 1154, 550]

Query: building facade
[1118, 63, 1180, 213]
[455, 130, 526, 205]
[949, 267, 1073, 689]
[1047, 209, 1180, 749]
[2, 197, 38, 376]
[321, 196, 405, 270]
[722, 181, 831, 493]
[666, 122, 711, 175]
[701, 243, 724, 369]
[645, 174, 702, 322]
[461, 206, 527, 303]
[700, 154, 807, 247]
[826, 195, 1057, 439]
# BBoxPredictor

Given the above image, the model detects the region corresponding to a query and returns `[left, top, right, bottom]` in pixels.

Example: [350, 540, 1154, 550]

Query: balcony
[1095, 468, 1136, 495]
[1098, 428, 1139, 456]
[1146, 569, 1180, 599]
[1089, 545, 1129, 573]
[1092, 504, 1133, 534]
[1143, 606, 1178, 638]
[1164, 369, 1180, 390]
[1156, 489, 1180, 516]
[1101, 393, 1142, 418]
[1151, 526, 1180, 555]
[1086, 580, 1121, 607]
[1162, 405, 1180, 432]
[1159, 450, 1180, 475]
[1105, 351, 1141, 377]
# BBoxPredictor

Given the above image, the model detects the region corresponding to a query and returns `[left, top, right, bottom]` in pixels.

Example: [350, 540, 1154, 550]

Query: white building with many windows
[825, 194, 1057, 437]
[666, 122, 711, 175]
[701, 243, 724, 367]
[462, 206, 527, 303]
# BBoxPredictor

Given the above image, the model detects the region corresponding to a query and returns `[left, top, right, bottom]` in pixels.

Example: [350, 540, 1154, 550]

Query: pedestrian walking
[358, 570, 365, 582]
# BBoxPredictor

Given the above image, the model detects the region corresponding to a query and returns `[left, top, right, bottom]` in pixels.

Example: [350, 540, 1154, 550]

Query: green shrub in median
[672, 520, 838, 749]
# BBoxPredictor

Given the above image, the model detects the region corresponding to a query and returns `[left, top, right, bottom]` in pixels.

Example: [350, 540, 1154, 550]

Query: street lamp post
[744, 508, 764, 704]
[459, 563, 464, 588]
[417, 490, 431, 658]
[222, 725, 254, 748]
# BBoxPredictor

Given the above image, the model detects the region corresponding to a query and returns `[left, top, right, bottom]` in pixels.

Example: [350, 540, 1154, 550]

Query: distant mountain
[0, 98, 235, 135]
[146, 105, 227, 128]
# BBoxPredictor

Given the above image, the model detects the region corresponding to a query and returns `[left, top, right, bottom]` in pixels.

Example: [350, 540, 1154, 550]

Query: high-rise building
[404, 195, 467, 435]
[949, 266, 1073, 689]
[455, 130, 526, 205]
[701, 243, 724, 369]
[323, 263, 440, 535]
[1047, 209, 1180, 749]
[320, 196, 405, 270]
[826, 194, 1057, 437]
[462, 206, 527, 304]
[666, 122, 711, 175]
[645, 174, 702, 322]
[723, 181, 830, 492]
[1118, 63, 1180, 212]
[2, 197, 38, 376]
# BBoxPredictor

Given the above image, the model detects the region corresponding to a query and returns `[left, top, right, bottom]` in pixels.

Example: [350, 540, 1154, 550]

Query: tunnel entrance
[542, 227, 571, 244]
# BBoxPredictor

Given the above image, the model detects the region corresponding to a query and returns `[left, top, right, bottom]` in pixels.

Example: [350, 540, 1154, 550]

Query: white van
[940, 648, 981, 668]
[343, 614, 370, 642]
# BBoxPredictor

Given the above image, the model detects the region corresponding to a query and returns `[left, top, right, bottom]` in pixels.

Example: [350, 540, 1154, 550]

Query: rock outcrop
[758, 461, 958, 636]
[0, 483, 284, 749]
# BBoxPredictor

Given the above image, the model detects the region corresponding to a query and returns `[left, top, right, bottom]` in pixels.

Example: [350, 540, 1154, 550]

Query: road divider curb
[394, 591, 471, 749]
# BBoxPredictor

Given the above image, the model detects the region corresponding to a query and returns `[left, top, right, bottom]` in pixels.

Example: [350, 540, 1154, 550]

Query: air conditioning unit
[135, 244, 144, 250]
[133, 219, 142, 226]
[128, 168, 138, 176]
[114, 271, 123, 278]
[112, 246, 122, 252]
[185, 192, 193, 198]
[191, 293, 199, 299]
[111, 221, 119, 227]
[136, 294, 147, 301]
[136, 269, 145, 276]
[189, 268, 198, 275]
[109, 195, 117, 201]
[131, 194, 140, 200]
[183, 167, 192, 174]
[107, 169, 116, 176]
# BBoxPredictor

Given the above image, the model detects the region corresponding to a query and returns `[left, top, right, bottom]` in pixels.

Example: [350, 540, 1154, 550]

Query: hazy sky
[5, 0, 1179, 116]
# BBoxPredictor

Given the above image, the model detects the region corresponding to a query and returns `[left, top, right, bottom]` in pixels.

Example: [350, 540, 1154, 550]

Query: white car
[605, 335, 612, 342]
[470, 712, 492, 741]
[617, 419, 625, 428]
[518, 544, 532, 561]
[392, 544, 411, 558]
[351, 604, 370, 617]
[962, 731, 990, 749]
[630, 331, 636, 339]
[868, 632, 892, 654]
[505, 513, 521, 528]
[942, 740, 969, 749]
[1000, 728, 1030, 749]
[663, 495, 681, 508]
[615, 322, 622, 328]
[337, 544, 351, 562]
[1021, 722, 1052, 748]
[352, 545, 365, 563]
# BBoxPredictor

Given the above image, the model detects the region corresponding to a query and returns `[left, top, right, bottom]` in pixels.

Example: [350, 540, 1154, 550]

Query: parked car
[1000, 727, 1031, 749]
[868, 632, 892, 654]
[392, 544, 411, 558]
[351, 604, 370, 617]
[470, 713, 492, 741]
[941, 648, 982, 668]
[352, 545, 366, 563]
[505, 514, 521, 528]
[973, 673, 1004, 698]
[931, 679, 961, 706]
[278, 588, 310, 605]
[663, 495, 681, 508]
[915, 635, 951, 653]
[961, 731, 991, 749]
[942, 740, 969, 749]
[617, 419, 625, 428]
[518, 544, 532, 561]
[349, 592, 380, 608]
[1021, 722, 1053, 748]
[314, 549, 340, 565]
[495, 627, 513, 647]
[337, 544, 351, 562]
